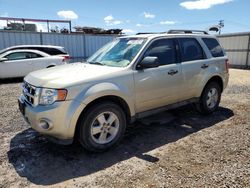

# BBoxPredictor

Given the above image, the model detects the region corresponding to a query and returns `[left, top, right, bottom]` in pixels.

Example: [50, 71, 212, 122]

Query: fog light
[39, 119, 52, 130]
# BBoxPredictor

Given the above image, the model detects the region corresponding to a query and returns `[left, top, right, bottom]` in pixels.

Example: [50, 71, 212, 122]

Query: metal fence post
[246, 34, 250, 69]
[39, 31, 43, 45]
[83, 34, 86, 59]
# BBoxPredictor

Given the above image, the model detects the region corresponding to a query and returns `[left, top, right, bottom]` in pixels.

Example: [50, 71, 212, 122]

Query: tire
[196, 82, 221, 114]
[47, 65, 55, 68]
[78, 102, 126, 152]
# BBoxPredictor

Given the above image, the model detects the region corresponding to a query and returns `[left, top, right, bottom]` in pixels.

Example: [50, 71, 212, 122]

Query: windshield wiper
[88, 61, 104, 66]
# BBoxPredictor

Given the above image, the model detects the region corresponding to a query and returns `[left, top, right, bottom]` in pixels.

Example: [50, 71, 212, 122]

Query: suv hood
[25, 63, 123, 88]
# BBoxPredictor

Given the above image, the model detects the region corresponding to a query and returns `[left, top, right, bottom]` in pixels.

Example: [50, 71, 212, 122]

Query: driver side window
[144, 39, 177, 66]
[5, 52, 27, 61]
[5, 52, 42, 61]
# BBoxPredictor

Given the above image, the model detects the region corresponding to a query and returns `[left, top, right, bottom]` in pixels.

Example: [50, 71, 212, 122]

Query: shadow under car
[8, 105, 234, 185]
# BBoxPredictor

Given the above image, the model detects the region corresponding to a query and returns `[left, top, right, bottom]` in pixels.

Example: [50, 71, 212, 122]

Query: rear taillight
[63, 55, 70, 60]
[62, 55, 70, 63]
[225, 59, 229, 73]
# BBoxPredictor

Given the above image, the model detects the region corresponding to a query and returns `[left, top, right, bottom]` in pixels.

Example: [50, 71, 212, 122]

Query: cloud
[136, 23, 143, 27]
[159, 20, 176, 25]
[136, 23, 155, 27]
[122, 29, 136, 34]
[180, 0, 233, 10]
[0, 13, 8, 28]
[0, 20, 6, 28]
[136, 23, 151, 27]
[104, 15, 122, 26]
[57, 10, 78, 19]
[143, 12, 155, 19]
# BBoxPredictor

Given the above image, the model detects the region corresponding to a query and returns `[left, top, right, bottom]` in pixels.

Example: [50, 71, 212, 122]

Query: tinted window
[39, 47, 67, 55]
[202, 38, 224, 57]
[144, 39, 177, 66]
[5, 52, 42, 60]
[179, 38, 204, 62]
[26, 52, 43, 58]
[5, 52, 27, 60]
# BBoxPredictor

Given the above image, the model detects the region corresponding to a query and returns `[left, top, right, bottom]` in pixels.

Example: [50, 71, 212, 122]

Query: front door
[134, 38, 183, 113]
[0, 52, 33, 78]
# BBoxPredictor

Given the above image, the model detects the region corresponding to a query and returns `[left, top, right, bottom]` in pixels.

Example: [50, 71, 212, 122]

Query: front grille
[22, 81, 40, 106]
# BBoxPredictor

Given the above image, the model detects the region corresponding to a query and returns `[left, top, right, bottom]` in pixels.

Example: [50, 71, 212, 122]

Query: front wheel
[196, 82, 221, 114]
[78, 102, 126, 152]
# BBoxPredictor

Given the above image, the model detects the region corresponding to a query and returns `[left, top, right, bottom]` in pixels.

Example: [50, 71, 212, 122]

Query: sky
[0, 0, 250, 34]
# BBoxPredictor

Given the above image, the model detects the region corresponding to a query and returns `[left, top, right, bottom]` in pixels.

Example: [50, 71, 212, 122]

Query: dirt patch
[0, 69, 249, 187]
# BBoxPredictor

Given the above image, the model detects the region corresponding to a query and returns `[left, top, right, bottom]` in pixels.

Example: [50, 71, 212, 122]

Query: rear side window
[144, 39, 177, 66]
[39, 48, 67, 55]
[178, 38, 205, 62]
[202, 38, 224, 57]
[26, 52, 43, 58]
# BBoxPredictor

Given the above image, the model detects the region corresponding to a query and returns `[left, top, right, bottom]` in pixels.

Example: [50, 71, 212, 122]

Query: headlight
[39, 88, 67, 105]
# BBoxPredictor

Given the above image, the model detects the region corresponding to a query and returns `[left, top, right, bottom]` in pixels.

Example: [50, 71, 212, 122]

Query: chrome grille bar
[22, 81, 40, 106]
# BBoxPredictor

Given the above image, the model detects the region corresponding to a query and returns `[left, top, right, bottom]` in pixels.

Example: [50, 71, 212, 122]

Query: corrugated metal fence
[2, 30, 249, 68]
[218, 32, 250, 69]
[0, 30, 117, 62]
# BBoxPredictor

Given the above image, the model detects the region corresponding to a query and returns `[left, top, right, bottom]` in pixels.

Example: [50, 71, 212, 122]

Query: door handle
[168, 69, 178, 75]
[201, 64, 209, 69]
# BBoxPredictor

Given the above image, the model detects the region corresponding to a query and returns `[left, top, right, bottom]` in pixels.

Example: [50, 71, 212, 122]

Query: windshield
[87, 37, 146, 67]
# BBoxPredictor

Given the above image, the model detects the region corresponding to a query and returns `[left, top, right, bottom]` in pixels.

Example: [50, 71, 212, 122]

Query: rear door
[178, 37, 208, 100]
[202, 37, 227, 70]
[134, 38, 183, 113]
[26, 52, 51, 71]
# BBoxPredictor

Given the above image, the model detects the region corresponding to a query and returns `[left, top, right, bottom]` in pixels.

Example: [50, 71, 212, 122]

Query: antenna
[218, 20, 224, 34]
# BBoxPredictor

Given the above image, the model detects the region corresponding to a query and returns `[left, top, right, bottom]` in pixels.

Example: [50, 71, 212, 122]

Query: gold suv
[18, 30, 229, 152]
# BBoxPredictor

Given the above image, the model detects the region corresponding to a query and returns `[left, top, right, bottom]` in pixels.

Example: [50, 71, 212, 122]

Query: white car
[0, 49, 67, 79]
[0, 45, 70, 63]
[0, 45, 69, 58]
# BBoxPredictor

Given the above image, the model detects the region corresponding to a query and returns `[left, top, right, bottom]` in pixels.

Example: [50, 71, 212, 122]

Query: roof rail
[136, 32, 160, 35]
[167, 30, 208, 35]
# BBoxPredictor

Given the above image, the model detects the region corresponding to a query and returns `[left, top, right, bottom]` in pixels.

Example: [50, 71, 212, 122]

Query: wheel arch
[46, 64, 56, 68]
[199, 75, 224, 99]
[204, 75, 224, 92]
[74, 95, 132, 138]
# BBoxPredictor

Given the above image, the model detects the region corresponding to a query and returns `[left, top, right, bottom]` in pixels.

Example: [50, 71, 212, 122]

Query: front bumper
[18, 95, 85, 144]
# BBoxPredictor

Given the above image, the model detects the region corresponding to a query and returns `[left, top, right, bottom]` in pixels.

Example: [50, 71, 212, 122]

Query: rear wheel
[196, 82, 221, 114]
[47, 65, 55, 68]
[78, 102, 126, 152]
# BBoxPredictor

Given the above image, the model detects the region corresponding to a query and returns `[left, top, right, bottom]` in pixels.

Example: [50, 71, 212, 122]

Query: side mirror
[0, 58, 8, 62]
[137, 56, 159, 70]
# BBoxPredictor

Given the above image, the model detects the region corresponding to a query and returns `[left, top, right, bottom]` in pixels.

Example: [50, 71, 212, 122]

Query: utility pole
[218, 20, 224, 35]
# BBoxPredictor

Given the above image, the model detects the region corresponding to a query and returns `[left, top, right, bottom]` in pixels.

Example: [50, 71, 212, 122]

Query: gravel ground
[0, 69, 249, 188]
